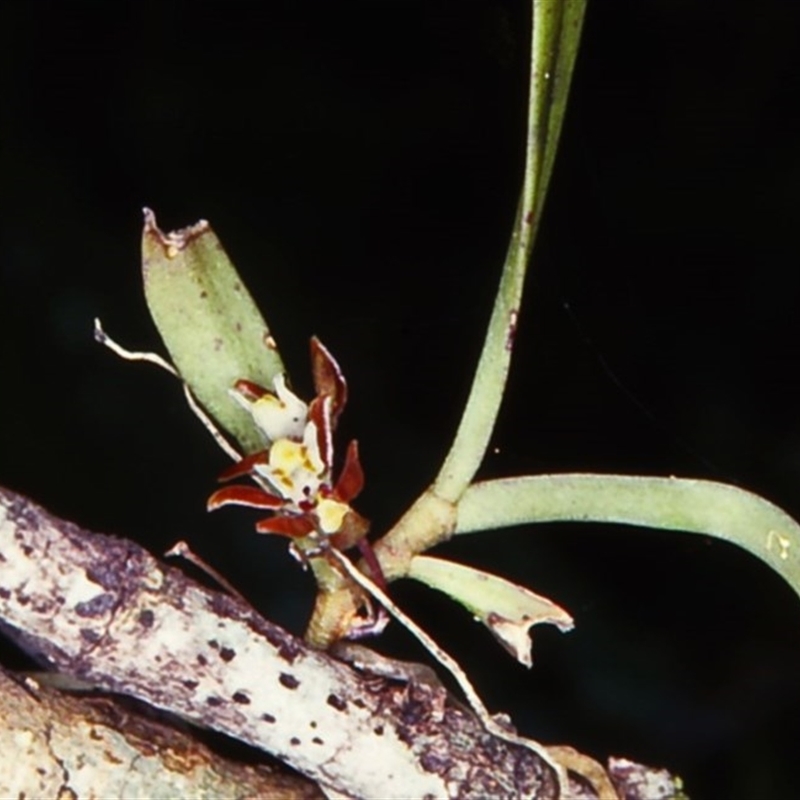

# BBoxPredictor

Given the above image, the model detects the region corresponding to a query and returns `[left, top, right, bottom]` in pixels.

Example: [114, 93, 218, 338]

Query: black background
[3, 1, 800, 796]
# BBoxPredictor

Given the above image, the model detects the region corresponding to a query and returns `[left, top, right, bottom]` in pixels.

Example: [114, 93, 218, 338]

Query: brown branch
[0, 486, 682, 799]
[0, 666, 321, 798]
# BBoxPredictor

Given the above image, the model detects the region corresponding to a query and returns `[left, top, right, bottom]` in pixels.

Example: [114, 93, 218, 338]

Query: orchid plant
[96, 0, 800, 790]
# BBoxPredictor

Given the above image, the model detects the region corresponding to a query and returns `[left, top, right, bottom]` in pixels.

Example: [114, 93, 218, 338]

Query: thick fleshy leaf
[207, 485, 284, 511]
[432, 0, 587, 503]
[141, 208, 285, 454]
[456, 474, 800, 605]
[406, 555, 574, 668]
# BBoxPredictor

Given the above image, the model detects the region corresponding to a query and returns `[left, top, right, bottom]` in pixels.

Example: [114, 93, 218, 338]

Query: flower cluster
[207, 338, 369, 551]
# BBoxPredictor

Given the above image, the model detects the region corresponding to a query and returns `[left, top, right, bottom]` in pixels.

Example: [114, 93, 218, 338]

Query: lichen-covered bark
[0, 486, 683, 799]
[0, 667, 321, 798]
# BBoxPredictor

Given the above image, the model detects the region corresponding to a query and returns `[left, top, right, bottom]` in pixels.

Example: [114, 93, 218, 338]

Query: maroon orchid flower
[207, 338, 371, 554]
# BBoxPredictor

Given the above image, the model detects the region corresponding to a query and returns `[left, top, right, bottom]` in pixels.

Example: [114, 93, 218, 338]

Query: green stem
[456, 474, 800, 600]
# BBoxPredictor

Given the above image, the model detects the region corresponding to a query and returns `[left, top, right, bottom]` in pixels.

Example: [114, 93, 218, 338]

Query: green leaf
[141, 208, 284, 454]
[407, 554, 574, 667]
[456, 474, 800, 602]
[433, 0, 588, 502]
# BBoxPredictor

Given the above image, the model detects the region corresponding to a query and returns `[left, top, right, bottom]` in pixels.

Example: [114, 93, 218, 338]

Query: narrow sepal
[334, 440, 364, 502]
[207, 485, 284, 511]
[218, 451, 269, 482]
[255, 515, 316, 538]
[232, 379, 270, 401]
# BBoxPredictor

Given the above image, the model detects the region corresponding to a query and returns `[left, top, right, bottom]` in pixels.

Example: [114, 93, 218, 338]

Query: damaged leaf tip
[142, 207, 211, 262]
[407, 555, 574, 668]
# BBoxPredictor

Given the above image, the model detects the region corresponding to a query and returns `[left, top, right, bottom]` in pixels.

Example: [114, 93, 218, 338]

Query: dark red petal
[255, 515, 315, 538]
[334, 440, 364, 502]
[310, 337, 347, 422]
[218, 451, 269, 482]
[308, 395, 334, 468]
[233, 379, 270, 401]
[207, 485, 284, 511]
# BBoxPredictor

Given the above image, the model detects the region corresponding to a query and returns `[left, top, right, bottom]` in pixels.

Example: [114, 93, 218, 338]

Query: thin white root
[94, 317, 178, 375]
[94, 318, 241, 462]
[180, 383, 241, 461]
[326, 548, 569, 798]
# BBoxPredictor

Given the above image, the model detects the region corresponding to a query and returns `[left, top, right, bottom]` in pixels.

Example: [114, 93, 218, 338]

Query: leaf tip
[142, 207, 211, 262]
[487, 605, 574, 668]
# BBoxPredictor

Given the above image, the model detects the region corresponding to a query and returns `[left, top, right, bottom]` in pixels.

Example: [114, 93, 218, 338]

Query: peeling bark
[0, 486, 683, 800]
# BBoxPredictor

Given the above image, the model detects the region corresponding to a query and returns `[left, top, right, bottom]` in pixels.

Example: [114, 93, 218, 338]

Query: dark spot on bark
[138, 609, 155, 628]
[421, 752, 451, 773]
[309, 721, 317, 729]
[0, 551, 6, 562]
[374, 725, 384, 736]
[0, 587, 9, 599]
[17, 592, 30, 606]
[278, 640, 300, 663]
[327, 694, 347, 712]
[232, 691, 250, 704]
[8, 493, 42, 532]
[312, 737, 324, 745]
[219, 646, 236, 662]
[279, 672, 299, 690]
[21, 544, 33, 557]
[400, 697, 428, 726]
[353, 698, 366, 709]
[256, 624, 301, 664]
[86, 539, 145, 589]
[75, 593, 116, 618]
[183, 680, 199, 690]
[31, 596, 55, 614]
[290, 737, 301, 746]
[200, 290, 208, 299]
[208, 639, 219, 650]
[262, 713, 276, 723]
[206, 696, 223, 707]
[396, 725, 414, 746]
[197, 653, 208, 666]
[80, 628, 101, 644]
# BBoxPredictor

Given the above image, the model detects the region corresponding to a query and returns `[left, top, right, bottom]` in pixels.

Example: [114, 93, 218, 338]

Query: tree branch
[0, 665, 322, 798]
[0, 486, 681, 799]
